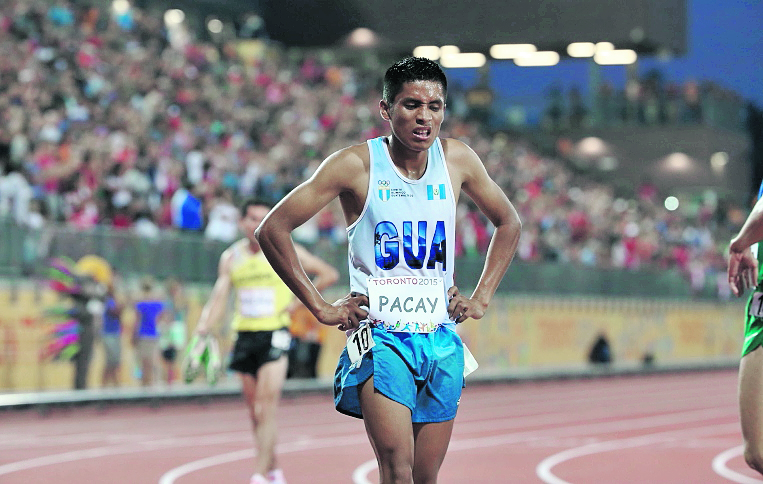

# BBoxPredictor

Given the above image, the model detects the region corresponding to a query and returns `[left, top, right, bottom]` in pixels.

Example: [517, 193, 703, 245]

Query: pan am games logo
[378, 180, 391, 201]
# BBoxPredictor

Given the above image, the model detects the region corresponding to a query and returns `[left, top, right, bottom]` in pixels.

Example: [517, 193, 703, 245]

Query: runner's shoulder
[323, 142, 370, 172]
[220, 239, 249, 269]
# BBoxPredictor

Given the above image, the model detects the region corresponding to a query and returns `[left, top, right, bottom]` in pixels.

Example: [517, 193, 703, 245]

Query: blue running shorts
[333, 324, 464, 423]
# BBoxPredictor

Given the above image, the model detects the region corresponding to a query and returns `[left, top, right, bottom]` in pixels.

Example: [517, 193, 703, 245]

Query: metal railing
[0, 218, 717, 299]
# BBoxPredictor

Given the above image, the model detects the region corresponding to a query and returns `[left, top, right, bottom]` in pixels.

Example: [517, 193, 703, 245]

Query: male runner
[255, 57, 521, 483]
[195, 198, 339, 484]
[728, 181, 763, 476]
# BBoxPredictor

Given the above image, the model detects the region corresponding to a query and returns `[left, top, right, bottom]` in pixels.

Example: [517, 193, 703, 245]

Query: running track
[1, 369, 761, 483]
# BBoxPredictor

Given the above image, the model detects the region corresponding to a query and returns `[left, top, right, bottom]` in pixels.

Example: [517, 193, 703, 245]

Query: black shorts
[229, 329, 291, 376]
[161, 346, 177, 363]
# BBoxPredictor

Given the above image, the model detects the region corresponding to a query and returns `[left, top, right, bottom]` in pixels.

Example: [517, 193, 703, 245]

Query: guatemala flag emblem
[427, 184, 446, 200]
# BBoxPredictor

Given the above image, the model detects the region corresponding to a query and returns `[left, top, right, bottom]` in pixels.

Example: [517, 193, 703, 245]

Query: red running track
[0, 369, 761, 483]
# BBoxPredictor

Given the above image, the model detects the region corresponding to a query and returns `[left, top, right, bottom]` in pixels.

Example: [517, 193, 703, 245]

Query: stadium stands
[0, 0, 751, 301]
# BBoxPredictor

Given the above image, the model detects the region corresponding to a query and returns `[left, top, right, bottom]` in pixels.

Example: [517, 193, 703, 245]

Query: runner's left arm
[729, 195, 763, 296]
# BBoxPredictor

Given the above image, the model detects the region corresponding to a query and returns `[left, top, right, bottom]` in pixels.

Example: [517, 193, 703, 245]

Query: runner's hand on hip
[728, 247, 758, 297]
[321, 293, 369, 331]
[447, 286, 486, 323]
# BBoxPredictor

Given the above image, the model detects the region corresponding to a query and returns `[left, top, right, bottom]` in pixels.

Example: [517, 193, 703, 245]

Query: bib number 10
[347, 325, 375, 365]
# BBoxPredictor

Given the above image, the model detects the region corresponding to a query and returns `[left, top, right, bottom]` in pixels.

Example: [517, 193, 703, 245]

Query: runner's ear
[380, 100, 391, 121]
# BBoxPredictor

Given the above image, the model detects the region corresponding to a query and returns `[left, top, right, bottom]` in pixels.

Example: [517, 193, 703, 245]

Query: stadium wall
[0, 281, 745, 392]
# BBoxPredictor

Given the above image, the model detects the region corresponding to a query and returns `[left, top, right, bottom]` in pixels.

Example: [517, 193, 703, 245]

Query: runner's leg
[739, 345, 763, 474]
[241, 355, 288, 476]
[359, 376, 415, 484]
[412, 420, 454, 484]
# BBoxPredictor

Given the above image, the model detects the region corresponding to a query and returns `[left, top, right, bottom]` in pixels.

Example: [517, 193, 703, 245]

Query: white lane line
[351, 418, 740, 484]
[352, 459, 377, 484]
[0, 432, 252, 476]
[462, 372, 735, 414]
[453, 398, 734, 439]
[451, 407, 735, 451]
[0, 442, 160, 476]
[1, 375, 739, 483]
[535, 423, 740, 484]
[1, 390, 729, 455]
[536, 439, 660, 484]
[158, 434, 369, 484]
[463, 376, 734, 411]
[459, 390, 734, 430]
[0, 432, 165, 449]
[2, 406, 737, 481]
[2, 374, 723, 435]
[158, 449, 253, 484]
[712, 445, 763, 484]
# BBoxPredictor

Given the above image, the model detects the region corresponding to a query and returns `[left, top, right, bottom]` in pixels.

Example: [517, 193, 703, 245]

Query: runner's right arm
[256, 148, 368, 331]
[195, 249, 234, 334]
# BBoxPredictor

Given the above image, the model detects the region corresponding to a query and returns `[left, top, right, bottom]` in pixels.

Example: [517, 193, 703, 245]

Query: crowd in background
[0, 0, 752, 299]
[99, 273, 189, 389]
[539, 71, 746, 132]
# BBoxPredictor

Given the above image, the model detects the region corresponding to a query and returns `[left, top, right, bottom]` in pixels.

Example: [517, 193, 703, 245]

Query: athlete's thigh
[412, 420, 454, 478]
[239, 372, 258, 405]
[359, 375, 415, 459]
[739, 346, 763, 446]
[256, 355, 288, 401]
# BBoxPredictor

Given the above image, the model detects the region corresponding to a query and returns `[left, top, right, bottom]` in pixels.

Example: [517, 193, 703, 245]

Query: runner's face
[381, 80, 445, 152]
[240, 205, 269, 241]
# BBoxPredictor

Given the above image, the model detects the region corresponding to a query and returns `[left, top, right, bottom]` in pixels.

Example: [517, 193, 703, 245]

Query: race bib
[750, 292, 763, 318]
[347, 324, 375, 366]
[271, 329, 292, 351]
[367, 276, 448, 332]
[239, 288, 276, 318]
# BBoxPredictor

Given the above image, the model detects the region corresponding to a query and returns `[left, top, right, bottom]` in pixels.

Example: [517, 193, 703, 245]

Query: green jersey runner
[743, 241, 763, 356]
[742, 180, 763, 357]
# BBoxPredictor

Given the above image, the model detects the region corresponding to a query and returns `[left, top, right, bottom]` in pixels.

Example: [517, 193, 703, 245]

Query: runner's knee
[375, 446, 414, 483]
[247, 393, 279, 423]
[413, 462, 441, 484]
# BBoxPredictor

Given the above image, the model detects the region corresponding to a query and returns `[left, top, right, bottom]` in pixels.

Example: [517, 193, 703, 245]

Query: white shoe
[250, 474, 268, 484]
[268, 469, 287, 484]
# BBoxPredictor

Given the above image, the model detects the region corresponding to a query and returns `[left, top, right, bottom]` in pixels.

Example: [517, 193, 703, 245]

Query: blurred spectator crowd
[0, 0, 385, 244]
[0, 0, 751, 298]
[541, 70, 746, 132]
